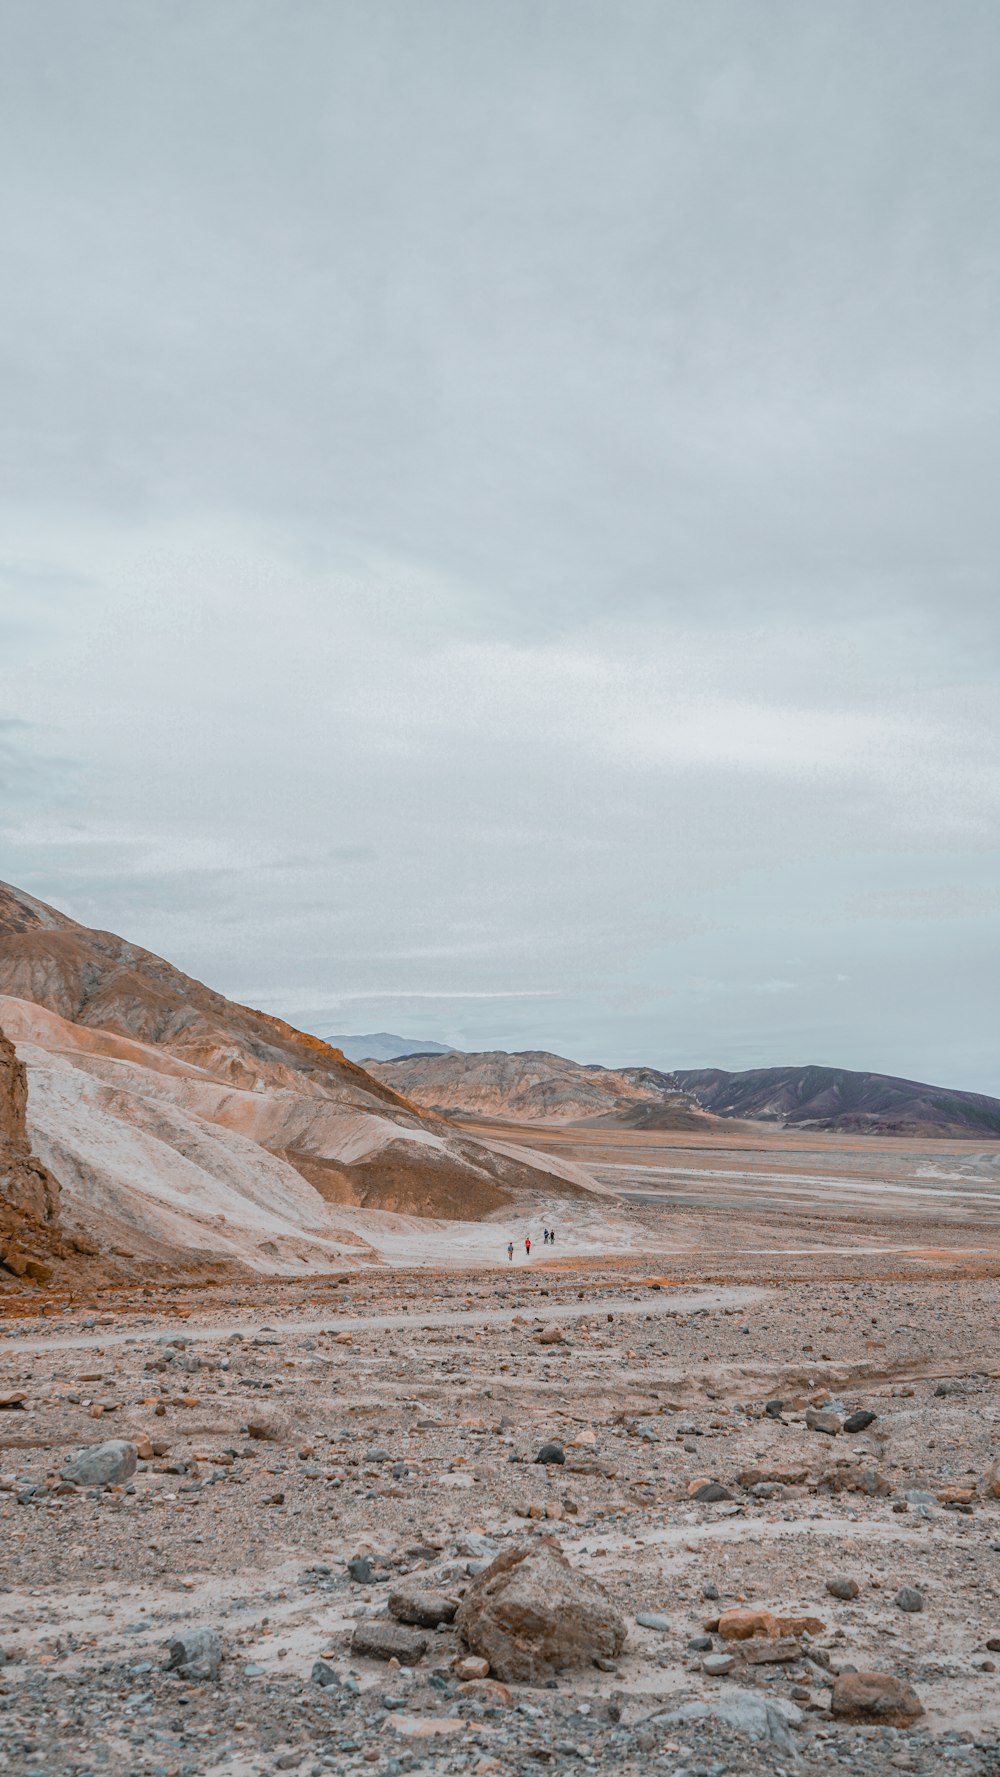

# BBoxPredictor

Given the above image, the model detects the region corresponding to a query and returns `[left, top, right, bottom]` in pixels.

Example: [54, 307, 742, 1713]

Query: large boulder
[456, 1539, 626, 1683]
[831, 1671, 924, 1727]
[61, 1439, 138, 1487]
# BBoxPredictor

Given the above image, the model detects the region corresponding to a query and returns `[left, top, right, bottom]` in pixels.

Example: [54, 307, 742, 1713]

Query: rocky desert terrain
[3, 883, 1000, 1776]
[3, 1146, 1000, 1776]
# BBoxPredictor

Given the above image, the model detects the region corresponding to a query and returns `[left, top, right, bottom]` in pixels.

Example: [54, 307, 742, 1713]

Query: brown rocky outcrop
[456, 1539, 627, 1682]
[0, 1027, 58, 1225]
[0, 1027, 61, 1280]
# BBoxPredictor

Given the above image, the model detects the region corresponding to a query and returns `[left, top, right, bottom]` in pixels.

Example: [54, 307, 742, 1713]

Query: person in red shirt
[525, 1236, 531, 1256]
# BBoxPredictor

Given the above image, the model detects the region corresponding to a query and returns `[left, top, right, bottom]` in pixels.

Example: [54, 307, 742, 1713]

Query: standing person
[507, 1240, 514, 1262]
[525, 1235, 531, 1257]
[549, 1228, 555, 1247]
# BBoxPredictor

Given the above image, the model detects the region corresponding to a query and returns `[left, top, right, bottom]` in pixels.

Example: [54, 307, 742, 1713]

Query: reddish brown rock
[831, 1671, 924, 1727]
[739, 1463, 809, 1488]
[458, 1677, 513, 1708]
[717, 1608, 825, 1640]
[456, 1539, 626, 1683]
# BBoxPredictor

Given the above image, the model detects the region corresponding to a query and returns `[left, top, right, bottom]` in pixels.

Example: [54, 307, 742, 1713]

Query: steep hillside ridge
[676, 1064, 1000, 1138]
[0, 885, 602, 1276]
[368, 1049, 714, 1129]
[0, 882, 406, 1105]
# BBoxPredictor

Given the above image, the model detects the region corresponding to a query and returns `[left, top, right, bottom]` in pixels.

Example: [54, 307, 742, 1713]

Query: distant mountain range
[370, 1049, 1000, 1138]
[321, 1032, 456, 1063]
[673, 1064, 1000, 1138]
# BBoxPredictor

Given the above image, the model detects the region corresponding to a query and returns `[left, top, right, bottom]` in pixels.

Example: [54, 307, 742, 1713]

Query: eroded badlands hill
[0, 883, 600, 1280]
[368, 1048, 715, 1129]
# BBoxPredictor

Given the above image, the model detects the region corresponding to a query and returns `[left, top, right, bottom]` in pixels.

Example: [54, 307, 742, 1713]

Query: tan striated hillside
[0, 883, 602, 1280]
[367, 1048, 717, 1129]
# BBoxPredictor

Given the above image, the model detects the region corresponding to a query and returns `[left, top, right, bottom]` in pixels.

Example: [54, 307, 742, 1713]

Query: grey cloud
[0, 2, 998, 1092]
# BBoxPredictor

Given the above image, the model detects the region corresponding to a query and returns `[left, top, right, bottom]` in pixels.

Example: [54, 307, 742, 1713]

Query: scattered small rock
[311, 1661, 341, 1688]
[805, 1408, 841, 1436]
[453, 1654, 490, 1680]
[702, 1652, 735, 1676]
[165, 1627, 222, 1681]
[535, 1442, 566, 1465]
[826, 1577, 861, 1600]
[245, 1407, 292, 1442]
[689, 1480, 732, 1503]
[894, 1587, 924, 1613]
[350, 1621, 428, 1664]
[843, 1409, 876, 1433]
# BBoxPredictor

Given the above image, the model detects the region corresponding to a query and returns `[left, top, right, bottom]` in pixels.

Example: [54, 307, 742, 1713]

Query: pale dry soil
[2, 1127, 1000, 1777]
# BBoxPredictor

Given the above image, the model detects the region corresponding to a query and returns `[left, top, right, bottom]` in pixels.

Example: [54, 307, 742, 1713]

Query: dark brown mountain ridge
[674, 1063, 1000, 1138]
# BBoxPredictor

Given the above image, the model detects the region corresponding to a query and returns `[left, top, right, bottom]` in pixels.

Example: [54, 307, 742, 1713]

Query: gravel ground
[2, 1260, 1000, 1776]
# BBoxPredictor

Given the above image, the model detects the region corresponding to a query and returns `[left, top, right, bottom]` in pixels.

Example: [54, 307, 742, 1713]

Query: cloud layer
[1, 2, 998, 1090]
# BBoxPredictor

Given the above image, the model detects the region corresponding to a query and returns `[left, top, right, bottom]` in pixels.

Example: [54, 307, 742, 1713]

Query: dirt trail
[3, 1283, 766, 1354]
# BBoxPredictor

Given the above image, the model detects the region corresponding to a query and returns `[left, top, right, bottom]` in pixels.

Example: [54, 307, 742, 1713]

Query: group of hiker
[506, 1228, 556, 1261]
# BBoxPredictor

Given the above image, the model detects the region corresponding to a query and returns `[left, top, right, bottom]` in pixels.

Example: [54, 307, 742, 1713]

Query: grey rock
[455, 1532, 498, 1559]
[635, 1612, 671, 1632]
[656, 1690, 803, 1752]
[894, 1587, 924, 1613]
[535, 1442, 566, 1465]
[388, 1584, 458, 1628]
[844, 1409, 876, 1433]
[348, 1555, 390, 1584]
[311, 1660, 341, 1687]
[61, 1440, 138, 1488]
[691, 1481, 732, 1502]
[351, 1620, 428, 1664]
[703, 1653, 735, 1676]
[165, 1627, 222, 1681]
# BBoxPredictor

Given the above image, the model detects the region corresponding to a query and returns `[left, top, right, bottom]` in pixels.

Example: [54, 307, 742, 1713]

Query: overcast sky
[2, 2, 999, 1091]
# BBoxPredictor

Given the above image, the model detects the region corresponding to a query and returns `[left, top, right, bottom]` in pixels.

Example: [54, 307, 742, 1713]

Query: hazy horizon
[2, 3, 999, 1093]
